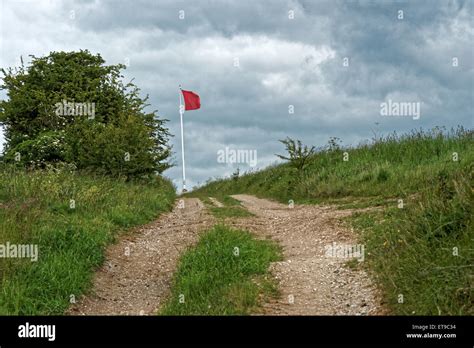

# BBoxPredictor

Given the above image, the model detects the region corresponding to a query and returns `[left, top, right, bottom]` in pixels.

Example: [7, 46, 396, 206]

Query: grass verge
[191, 194, 253, 218]
[0, 165, 176, 315]
[191, 127, 474, 315]
[160, 224, 282, 315]
[348, 168, 473, 315]
[192, 128, 472, 204]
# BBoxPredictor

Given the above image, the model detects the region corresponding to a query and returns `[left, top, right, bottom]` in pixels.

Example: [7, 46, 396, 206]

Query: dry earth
[68, 195, 383, 315]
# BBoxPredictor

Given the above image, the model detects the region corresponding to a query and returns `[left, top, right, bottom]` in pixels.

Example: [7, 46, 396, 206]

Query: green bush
[4, 131, 66, 168]
[0, 50, 172, 178]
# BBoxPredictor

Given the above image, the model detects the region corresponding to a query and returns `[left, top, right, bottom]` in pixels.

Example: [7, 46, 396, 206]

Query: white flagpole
[179, 85, 187, 192]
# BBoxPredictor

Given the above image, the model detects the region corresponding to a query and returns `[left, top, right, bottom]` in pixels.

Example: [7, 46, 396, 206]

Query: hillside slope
[191, 127, 473, 315]
[0, 166, 176, 314]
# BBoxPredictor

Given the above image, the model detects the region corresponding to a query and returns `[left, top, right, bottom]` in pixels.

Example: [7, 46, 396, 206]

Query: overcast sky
[1, 0, 473, 190]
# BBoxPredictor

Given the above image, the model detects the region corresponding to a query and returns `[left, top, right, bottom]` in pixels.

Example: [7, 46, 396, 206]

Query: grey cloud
[0, 0, 472, 189]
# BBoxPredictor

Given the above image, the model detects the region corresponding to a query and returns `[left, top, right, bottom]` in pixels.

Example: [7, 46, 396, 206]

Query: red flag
[181, 90, 201, 111]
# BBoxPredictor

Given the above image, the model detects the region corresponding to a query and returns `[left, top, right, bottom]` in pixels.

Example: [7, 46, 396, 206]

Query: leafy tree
[275, 137, 315, 172]
[0, 50, 172, 178]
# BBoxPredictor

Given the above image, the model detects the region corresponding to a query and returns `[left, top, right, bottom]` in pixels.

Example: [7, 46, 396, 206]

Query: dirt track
[231, 195, 382, 315]
[68, 195, 382, 315]
[68, 198, 212, 315]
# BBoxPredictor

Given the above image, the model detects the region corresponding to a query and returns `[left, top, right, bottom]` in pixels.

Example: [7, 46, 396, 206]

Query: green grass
[208, 206, 254, 218]
[191, 126, 474, 315]
[192, 127, 472, 204]
[190, 193, 253, 218]
[160, 224, 282, 315]
[220, 195, 243, 206]
[349, 169, 473, 315]
[0, 165, 176, 315]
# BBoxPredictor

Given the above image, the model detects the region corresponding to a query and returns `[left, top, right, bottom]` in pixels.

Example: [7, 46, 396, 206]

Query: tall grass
[192, 127, 474, 315]
[351, 167, 473, 315]
[0, 165, 176, 314]
[193, 127, 472, 203]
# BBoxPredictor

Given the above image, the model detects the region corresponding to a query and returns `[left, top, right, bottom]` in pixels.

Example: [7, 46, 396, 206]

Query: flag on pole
[181, 90, 201, 111]
[179, 86, 200, 193]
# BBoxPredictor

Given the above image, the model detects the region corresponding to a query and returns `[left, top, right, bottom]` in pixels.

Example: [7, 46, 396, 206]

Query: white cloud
[0, 0, 472, 189]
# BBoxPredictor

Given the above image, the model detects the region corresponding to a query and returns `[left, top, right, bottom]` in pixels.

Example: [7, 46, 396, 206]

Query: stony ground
[68, 195, 383, 315]
[231, 195, 383, 315]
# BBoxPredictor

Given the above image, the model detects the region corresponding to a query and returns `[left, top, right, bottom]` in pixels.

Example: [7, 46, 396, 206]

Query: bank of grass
[160, 224, 282, 315]
[192, 127, 472, 203]
[349, 169, 473, 315]
[191, 127, 474, 315]
[0, 165, 176, 315]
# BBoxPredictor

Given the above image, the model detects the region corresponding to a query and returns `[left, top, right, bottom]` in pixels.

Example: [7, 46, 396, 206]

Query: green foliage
[0, 165, 176, 314]
[208, 206, 254, 218]
[220, 195, 243, 206]
[327, 136, 342, 151]
[232, 167, 240, 181]
[194, 127, 473, 202]
[275, 137, 315, 173]
[376, 167, 390, 182]
[351, 166, 473, 315]
[3, 131, 67, 167]
[160, 224, 282, 315]
[0, 50, 172, 178]
[192, 126, 474, 315]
